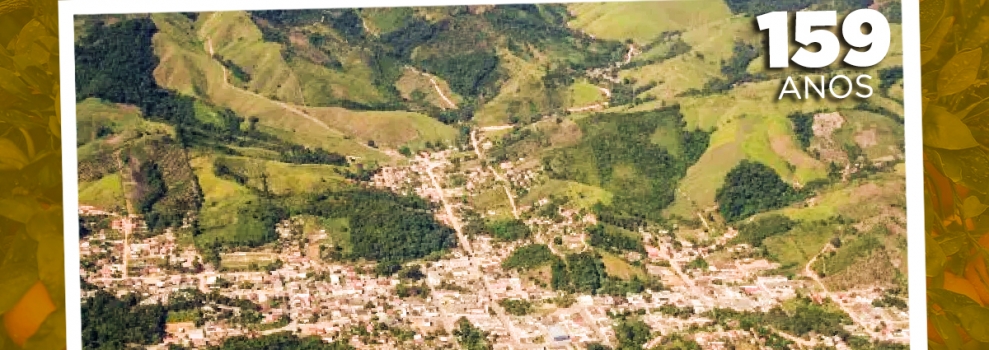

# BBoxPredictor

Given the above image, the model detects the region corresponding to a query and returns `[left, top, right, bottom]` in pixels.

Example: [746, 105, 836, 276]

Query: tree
[615, 320, 652, 350]
[716, 160, 802, 222]
[454, 317, 491, 350]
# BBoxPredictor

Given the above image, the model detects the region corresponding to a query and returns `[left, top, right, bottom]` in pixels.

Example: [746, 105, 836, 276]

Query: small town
[78, 132, 910, 350]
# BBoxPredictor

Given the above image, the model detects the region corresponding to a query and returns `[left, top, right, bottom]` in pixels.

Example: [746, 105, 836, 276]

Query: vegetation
[76, 19, 201, 136]
[487, 219, 531, 241]
[733, 214, 797, 248]
[788, 111, 816, 150]
[279, 145, 347, 166]
[81, 291, 167, 349]
[454, 317, 491, 350]
[688, 41, 765, 96]
[614, 319, 653, 350]
[685, 257, 709, 270]
[654, 334, 701, 349]
[715, 160, 803, 222]
[498, 299, 534, 316]
[706, 296, 853, 338]
[502, 244, 558, 270]
[201, 332, 355, 349]
[301, 189, 457, 263]
[135, 162, 167, 215]
[725, 0, 815, 15]
[543, 106, 709, 223]
[395, 282, 431, 299]
[587, 224, 645, 253]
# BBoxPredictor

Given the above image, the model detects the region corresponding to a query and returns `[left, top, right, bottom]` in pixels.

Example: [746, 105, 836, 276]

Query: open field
[600, 251, 645, 280]
[78, 174, 127, 212]
[520, 179, 613, 211]
[220, 251, 279, 269]
[566, 0, 731, 43]
[189, 155, 257, 242]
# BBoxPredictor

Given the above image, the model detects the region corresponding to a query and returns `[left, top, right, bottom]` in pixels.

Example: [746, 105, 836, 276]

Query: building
[548, 326, 569, 342]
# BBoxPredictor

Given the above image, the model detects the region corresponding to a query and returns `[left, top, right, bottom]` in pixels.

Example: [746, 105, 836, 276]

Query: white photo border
[57, 0, 925, 349]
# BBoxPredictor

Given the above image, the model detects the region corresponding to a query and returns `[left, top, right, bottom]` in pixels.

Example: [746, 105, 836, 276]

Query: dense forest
[501, 244, 558, 270]
[81, 291, 167, 349]
[248, 4, 624, 116]
[75, 19, 199, 134]
[613, 319, 654, 350]
[715, 160, 803, 222]
[300, 189, 457, 263]
[543, 106, 710, 224]
[75, 18, 351, 163]
[788, 111, 817, 150]
[587, 224, 646, 253]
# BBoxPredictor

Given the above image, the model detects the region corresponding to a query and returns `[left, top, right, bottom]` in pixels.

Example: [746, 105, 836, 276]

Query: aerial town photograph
[73, 0, 908, 349]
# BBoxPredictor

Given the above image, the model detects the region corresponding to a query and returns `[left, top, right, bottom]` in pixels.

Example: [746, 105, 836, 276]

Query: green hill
[74, 2, 905, 287]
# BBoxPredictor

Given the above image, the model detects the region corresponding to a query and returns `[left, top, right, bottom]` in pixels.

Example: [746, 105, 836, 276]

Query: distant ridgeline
[243, 5, 628, 120]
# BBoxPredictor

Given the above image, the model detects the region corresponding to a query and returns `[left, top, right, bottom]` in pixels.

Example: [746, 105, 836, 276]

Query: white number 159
[757, 9, 890, 69]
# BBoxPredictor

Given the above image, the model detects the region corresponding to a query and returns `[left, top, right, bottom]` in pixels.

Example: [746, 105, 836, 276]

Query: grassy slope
[302, 106, 457, 150]
[79, 174, 126, 212]
[190, 154, 257, 242]
[150, 13, 455, 161]
[395, 67, 464, 109]
[619, 19, 907, 217]
[566, 0, 731, 43]
[361, 7, 414, 36]
[76, 98, 174, 160]
[474, 49, 551, 127]
[198, 11, 305, 105]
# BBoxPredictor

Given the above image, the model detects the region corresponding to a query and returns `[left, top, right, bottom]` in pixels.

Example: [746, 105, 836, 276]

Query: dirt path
[113, 150, 137, 279]
[567, 103, 605, 113]
[200, 13, 389, 157]
[623, 43, 638, 65]
[479, 125, 514, 132]
[204, 37, 341, 137]
[470, 129, 520, 219]
[404, 66, 457, 109]
[805, 244, 882, 340]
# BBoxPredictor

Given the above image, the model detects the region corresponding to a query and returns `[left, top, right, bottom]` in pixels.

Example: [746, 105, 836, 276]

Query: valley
[74, 1, 908, 349]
